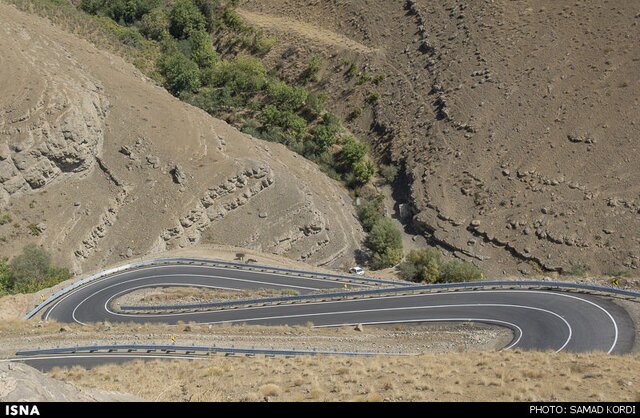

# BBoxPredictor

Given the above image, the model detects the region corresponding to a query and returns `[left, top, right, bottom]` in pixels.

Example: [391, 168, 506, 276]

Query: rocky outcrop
[0, 3, 364, 273]
[0, 19, 109, 206]
[0, 363, 138, 402]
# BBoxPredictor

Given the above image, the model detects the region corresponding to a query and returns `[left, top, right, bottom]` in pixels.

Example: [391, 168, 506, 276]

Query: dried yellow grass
[47, 350, 640, 402]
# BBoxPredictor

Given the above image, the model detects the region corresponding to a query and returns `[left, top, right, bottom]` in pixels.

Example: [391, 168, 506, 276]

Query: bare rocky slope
[0, 2, 364, 274]
[0, 362, 139, 401]
[239, 0, 640, 277]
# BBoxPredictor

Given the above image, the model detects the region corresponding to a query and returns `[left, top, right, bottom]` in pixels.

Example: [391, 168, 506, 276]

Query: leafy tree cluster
[78, 0, 376, 188]
[357, 195, 403, 270]
[398, 248, 483, 283]
[0, 245, 72, 295]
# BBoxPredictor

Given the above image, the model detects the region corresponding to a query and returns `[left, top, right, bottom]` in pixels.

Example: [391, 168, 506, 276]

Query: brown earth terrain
[0, 1, 364, 275]
[239, 0, 640, 277]
[0, 362, 139, 401]
[47, 351, 640, 402]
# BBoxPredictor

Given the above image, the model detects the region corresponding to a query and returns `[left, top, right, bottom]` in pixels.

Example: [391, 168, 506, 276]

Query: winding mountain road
[10, 261, 638, 370]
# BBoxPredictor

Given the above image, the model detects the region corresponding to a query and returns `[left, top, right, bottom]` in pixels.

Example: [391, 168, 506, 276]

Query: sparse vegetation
[0, 244, 71, 295]
[301, 54, 323, 83]
[46, 350, 640, 402]
[27, 223, 41, 236]
[347, 107, 362, 121]
[0, 214, 12, 226]
[365, 90, 380, 105]
[399, 248, 483, 283]
[345, 61, 358, 79]
[565, 261, 590, 277]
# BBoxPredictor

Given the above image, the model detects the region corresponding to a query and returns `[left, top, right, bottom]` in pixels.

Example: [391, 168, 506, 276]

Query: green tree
[440, 260, 483, 283]
[352, 160, 375, 185]
[357, 195, 384, 233]
[10, 244, 52, 287]
[365, 218, 403, 269]
[169, 0, 206, 39]
[160, 52, 201, 95]
[267, 81, 309, 112]
[209, 57, 266, 94]
[310, 113, 341, 154]
[81, 0, 160, 24]
[399, 248, 442, 283]
[260, 105, 307, 141]
[189, 30, 218, 69]
[338, 136, 367, 169]
[194, 0, 221, 32]
[139, 7, 169, 40]
[371, 247, 403, 270]
[0, 258, 11, 295]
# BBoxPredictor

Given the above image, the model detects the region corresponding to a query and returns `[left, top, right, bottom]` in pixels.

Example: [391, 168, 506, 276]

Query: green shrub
[139, 7, 169, 40]
[352, 160, 376, 185]
[280, 289, 299, 296]
[169, 0, 206, 39]
[302, 54, 323, 83]
[7, 244, 72, 294]
[365, 218, 403, 269]
[357, 195, 384, 233]
[27, 224, 41, 236]
[248, 31, 276, 55]
[195, 0, 221, 32]
[259, 105, 307, 141]
[356, 70, 370, 85]
[440, 260, 483, 283]
[310, 113, 341, 154]
[379, 164, 399, 184]
[209, 56, 266, 94]
[565, 261, 590, 277]
[372, 73, 387, 85]
[80, 0, 161, 24]
[160, 51, 201, 94]
[0, 258, 11, 296]
[189, 30, 218, 69]
[366, 90, 380, 105]
[267, 80, 309, 112]
[399, 248, 482, 283]
[303, 93, 326, 119]
[222, 7, 245, 31]
[346, 62, 358, 79]
[0, 214, 12, 226]
[398, 248, 442, 283]
[182, 86, 240, 113]
[338, 136, 367, 169]
[347, 107, 362, 121]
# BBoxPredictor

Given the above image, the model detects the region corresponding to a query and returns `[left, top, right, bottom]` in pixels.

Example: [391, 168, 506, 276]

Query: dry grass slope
[49, 351, 640, 402]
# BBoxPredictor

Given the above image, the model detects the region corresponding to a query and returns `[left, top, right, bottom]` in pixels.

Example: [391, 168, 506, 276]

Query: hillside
[239, 0, 640, 277]
[0, 1, 364, 274]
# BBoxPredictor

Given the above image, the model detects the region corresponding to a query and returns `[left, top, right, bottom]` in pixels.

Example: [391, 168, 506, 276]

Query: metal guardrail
[23, 257, 404, 320]
[15, 344, 390, 358]
[24, 257, 640, 320]
[120, 280, 640, 313]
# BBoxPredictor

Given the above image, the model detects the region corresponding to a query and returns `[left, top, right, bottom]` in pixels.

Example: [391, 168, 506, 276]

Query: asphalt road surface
[12, 263, 637, 369]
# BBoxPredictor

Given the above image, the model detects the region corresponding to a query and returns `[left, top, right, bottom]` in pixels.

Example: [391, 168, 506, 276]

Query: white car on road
[349, 266, 364, 275]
